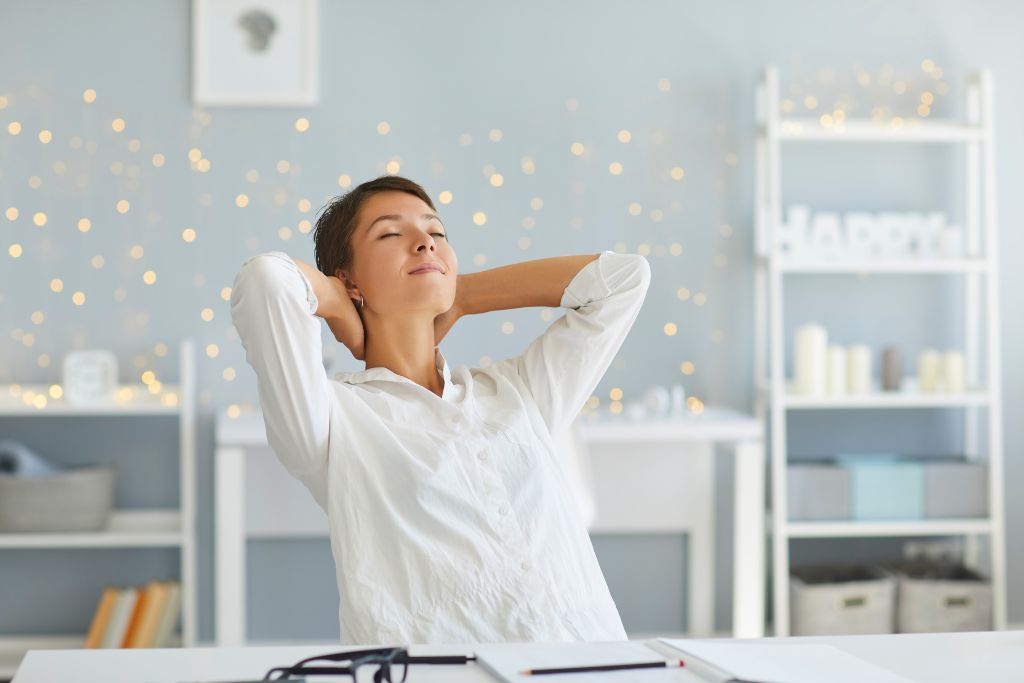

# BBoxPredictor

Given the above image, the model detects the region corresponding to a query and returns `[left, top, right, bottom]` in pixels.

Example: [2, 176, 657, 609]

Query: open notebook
[474, 638, 916, 683]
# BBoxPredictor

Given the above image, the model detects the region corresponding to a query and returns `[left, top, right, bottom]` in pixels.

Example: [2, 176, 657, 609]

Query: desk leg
[732, 440, 766, 638]
[688, 444, 715, 637]
[216, 446, 247, 647]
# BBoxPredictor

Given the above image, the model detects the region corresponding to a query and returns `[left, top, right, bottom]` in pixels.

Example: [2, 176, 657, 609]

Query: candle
[826, 345, 847, 395]
[882, 346, 902, 392]
[794, 323, 828, 395]
[847, 345, 871, 394]
[917, 349, 941, 392]
[942, 350, 966, 393]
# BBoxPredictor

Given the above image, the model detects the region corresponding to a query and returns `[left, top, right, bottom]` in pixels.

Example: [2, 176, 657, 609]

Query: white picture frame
[192, 0, 319, 106]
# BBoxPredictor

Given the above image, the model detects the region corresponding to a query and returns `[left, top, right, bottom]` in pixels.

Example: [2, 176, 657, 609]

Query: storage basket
[889, 560, 993, 632]
[790, 564, 896, 635]
[0, 464, 117, 532]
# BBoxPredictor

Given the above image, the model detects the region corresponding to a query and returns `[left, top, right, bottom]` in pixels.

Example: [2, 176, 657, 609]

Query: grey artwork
[238, 9, 277, 52]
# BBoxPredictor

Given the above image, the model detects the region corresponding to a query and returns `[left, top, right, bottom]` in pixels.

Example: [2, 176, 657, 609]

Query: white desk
[13, 631, 1024, 682]
[214, 407, 765, 645]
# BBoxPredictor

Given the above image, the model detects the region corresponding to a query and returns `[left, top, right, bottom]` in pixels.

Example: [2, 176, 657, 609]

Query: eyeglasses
[263, 646, 475, 682]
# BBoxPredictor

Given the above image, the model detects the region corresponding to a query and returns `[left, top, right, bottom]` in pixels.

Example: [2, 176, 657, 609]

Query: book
[120, 581, 154, 648]
[100, 588, 137, 649]
[153, 581, 182, 648]
[83, 586, 119, 648]
[128, 581, 171, 648]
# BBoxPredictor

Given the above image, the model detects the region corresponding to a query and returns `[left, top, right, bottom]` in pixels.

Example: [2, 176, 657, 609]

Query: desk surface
[12, 631, 1024, 683]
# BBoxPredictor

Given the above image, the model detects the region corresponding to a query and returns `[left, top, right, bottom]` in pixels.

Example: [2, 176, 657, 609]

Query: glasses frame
[263, 646, 475, 681]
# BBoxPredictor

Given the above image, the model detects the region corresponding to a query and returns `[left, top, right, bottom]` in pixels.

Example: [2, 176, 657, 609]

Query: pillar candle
[942, 350, 966, 393]
[794, 323, 828, 395]
[826, 346, 847, 395]
[847, 345, 872, 394]
[882, 346, 902, 392]
[917, 349, 941, 392]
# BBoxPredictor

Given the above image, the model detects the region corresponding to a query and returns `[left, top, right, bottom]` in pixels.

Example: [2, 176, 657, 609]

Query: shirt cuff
[559, 250, 616, 309]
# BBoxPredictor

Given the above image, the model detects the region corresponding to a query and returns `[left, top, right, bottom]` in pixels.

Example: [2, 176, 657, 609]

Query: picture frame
[191, 0, 319, 106]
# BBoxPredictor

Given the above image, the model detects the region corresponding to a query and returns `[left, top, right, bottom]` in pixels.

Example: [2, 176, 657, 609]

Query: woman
[230, 175, 651, 645]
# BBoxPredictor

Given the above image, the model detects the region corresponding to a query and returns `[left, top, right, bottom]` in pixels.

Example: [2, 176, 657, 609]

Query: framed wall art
[192, 0, 319, 106]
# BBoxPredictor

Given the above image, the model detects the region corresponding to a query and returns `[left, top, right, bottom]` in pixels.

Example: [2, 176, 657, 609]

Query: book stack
[82, 580, 182, 648]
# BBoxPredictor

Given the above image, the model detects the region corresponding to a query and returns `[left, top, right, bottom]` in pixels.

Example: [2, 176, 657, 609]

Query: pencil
[520, 659, 685, 675]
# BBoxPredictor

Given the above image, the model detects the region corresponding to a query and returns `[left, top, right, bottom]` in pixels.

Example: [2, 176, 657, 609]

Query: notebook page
[658, 638, 917, 683]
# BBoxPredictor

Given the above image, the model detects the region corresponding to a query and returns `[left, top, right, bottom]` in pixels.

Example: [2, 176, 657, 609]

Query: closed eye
[381, 232, 447, 239]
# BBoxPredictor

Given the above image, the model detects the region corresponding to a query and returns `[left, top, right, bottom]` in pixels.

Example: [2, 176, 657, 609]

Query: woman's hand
[290, 257, 366, 361]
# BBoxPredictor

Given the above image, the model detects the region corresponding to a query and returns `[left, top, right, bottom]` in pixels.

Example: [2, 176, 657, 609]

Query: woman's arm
[292, 257, 365, 360]
[456, 254, 601, 316]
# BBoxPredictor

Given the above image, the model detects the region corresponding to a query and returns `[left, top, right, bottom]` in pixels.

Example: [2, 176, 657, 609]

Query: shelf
[781, 389, 990, 409]
[767, 118, 984, 142]
[758, 381, 990, 409]
[0, 509, 184, 549]
[0, 384, 182, 416]
[759, 257, 988, 274]
[784, 519, 992, 538]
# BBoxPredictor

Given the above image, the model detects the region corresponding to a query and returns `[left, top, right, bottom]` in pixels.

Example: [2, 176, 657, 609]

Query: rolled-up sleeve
[230, 251, 331, 506]
[514, 250, 651, 438]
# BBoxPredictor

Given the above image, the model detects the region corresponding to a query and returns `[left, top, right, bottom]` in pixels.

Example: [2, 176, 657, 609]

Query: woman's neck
[362, 313, 444, 397]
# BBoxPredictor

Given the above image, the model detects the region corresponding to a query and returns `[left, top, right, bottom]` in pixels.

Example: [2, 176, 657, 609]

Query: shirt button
[521, 560, 531, 571]
[477, 450, 488, 461]
[498, 504, 509, 515]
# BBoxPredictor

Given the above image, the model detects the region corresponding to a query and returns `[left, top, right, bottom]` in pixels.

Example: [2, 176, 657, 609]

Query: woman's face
[340, 190, 458, 318]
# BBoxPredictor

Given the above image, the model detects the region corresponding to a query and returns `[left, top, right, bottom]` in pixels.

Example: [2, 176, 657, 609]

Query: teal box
[836, 454, 924, 521]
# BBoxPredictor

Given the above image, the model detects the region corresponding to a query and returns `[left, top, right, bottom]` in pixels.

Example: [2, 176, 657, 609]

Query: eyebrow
[365, 213, 443, 235]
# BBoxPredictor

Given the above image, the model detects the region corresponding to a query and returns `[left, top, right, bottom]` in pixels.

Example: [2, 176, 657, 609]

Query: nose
[415, 231, 437, 252]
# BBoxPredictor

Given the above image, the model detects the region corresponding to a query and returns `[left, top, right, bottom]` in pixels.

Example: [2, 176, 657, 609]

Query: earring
[359, 296, 364, 309]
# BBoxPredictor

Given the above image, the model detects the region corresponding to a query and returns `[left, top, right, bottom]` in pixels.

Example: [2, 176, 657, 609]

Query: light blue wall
[1, 0, 1021, 641]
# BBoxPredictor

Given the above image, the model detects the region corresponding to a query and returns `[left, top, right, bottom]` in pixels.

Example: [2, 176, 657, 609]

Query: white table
[214, 407, 765, 645]
[13, 631, 1024, 682]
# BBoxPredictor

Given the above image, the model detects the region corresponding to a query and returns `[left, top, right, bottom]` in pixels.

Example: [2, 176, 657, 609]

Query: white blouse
[230, 249, 651, 645]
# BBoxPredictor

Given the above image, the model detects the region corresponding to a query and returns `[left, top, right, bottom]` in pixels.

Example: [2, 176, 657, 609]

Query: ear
[335, 268, 361, 301]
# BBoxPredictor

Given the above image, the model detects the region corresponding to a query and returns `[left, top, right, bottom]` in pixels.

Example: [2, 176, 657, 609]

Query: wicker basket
[0, 464, 117, 532]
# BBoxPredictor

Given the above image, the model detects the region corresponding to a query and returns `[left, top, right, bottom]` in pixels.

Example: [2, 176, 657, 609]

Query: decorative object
[825, 345, 847, 395]
[669, 384, 687, 418]
[882, 346, 902, 392]
[192, 0, 319, 106]
[942, 350, 966, 393]
[846, 345, 871, 394]
[809, 212, 842, 258]
[642, 385, 671, 418]
[781, 206, 961, 260]
[0, 440, 61, 477]
[794, 323, 827, 395]
[62, 349, 119, 405]
[917, 349, 942, 392]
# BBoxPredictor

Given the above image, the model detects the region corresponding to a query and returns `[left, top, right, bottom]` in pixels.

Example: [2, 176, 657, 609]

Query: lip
[408, 264, 444, 275]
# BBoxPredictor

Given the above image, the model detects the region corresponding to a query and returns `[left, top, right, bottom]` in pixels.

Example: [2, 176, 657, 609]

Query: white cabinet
[753, 65, 1007, 635]
[0, 339, 197, 677]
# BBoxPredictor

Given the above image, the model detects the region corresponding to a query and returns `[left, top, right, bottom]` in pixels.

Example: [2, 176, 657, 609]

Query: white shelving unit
[0, 339, 197, 678]
[753, 65, 1006, 636]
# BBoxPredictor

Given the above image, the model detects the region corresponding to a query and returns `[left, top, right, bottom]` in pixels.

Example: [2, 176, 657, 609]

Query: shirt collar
[334, 346, 452, 388]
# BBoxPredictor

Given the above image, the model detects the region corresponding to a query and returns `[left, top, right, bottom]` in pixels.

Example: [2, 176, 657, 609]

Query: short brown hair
[312, 175, 437, 278]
